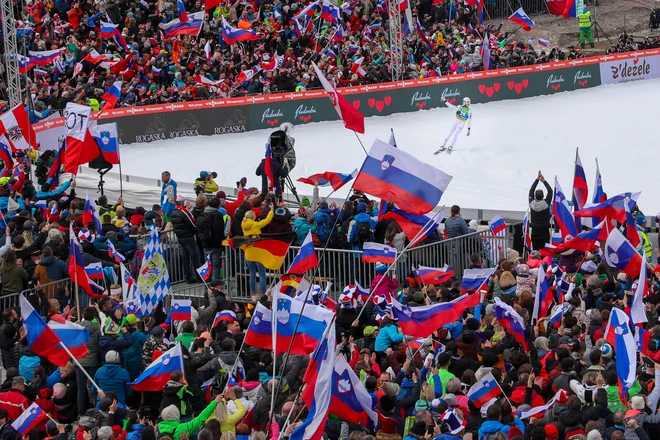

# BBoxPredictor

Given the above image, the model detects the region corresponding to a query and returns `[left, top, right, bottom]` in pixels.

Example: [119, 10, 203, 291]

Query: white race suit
[442, 100, 472, 148]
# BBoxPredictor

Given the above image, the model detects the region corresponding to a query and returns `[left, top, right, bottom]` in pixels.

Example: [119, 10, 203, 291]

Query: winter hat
[161, 405, 181, 421]
[545, 424, 559, 440]
[200, 171, 209, 179]
[414, 399, 430, 413]
[216, 191, 226, 199]
[98, 398, 113, 412]
[636, 215, 646, 226]
[125, 314, 138, 326]
[508, 426, 523, 440]
[104, 317, 121, 335]
[382, 382, 400, 397]
[319, 201, 329, 210]
[443, 393, 458, 408]
[375, 310, 386, 323]
[372, 294, 386, 306]
[23, 220, 35, 231]
[301, 196, 310, 207]
[78, 228, 94, 242]
[468, 219, 478, 229]
[375, 262, 387, 274]
[631, 395, 646, 410]
[363, 326, 378, 337]
[587, 431, 603, 440]
[443, 408, 467, 435]
[105, 350, 120, 364]
[356, 202, 367, 212]
[53, 383, 67, 399]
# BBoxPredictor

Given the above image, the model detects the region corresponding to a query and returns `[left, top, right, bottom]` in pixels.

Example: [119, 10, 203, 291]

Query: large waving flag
[381, 208, 442, 244]
[553, 177, 578, 239]
[20, 295, 89, 367]
[159, 11, 205, 39]
[221, 17, 259, 44]
[83, 191, 104, 234]
[574, 192, 640, 224]
[0, 104, 38, 151]
[390, 294, 480, 338]
[17, 55, 32, 74]
[532, 270, 553, 321]
[362, 242, 397, 264]
[62, 103, 99, 174]
[330, 354, 378, 428]
[297, 169, 358, 191]
[0, 137, 14, 169]
[591, 159, 605, 227]
[631, 261, 648, 325]
[494, 298, 528, 352]
[90, 122, 120, 165]
[604, 228, 643, 278]
[604, 308, 637, 396]
[99, 21, 129, 51]
[137, 227, 172, 315]
[69, 224, 105, 299]
[522, 211, 532, 250]
[311, 62, 365, 134]
[414, 265, 454, 285]
[176, 0, 189, 21]
[29, 48, 63, 66]
[549, 303, 571, 329]
[517, 390, 569, 419]
[508, 7, 535, 30]
[11, 403, 48, 434]
[467, 372, 503, 407]
[244, 298, 334, 355]
[572, 150, 588, 211]
[461, 268, 495, 294]
[290, 323, 335, 440]
[226, 232, 295, 270]
[540, 219, 605, 257]
[354, 139, 452, 215]
[287, 231, 318, 274]
[130, 344, 185, 391]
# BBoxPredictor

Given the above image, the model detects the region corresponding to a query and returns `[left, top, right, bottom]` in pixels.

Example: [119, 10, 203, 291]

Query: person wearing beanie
[347, 201, 376, 251]
[92, 350, 132, 405]
[157, 395, 222, 440]
[544, 424, 559, 440]
[293, 205, 316, 246]
[370, 263, 398, 311]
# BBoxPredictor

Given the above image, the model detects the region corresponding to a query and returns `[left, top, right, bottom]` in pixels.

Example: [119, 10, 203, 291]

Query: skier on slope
[435, 96, 472, 153]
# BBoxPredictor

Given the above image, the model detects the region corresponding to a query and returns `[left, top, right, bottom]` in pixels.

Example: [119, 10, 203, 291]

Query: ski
[434, 147, 446, 155]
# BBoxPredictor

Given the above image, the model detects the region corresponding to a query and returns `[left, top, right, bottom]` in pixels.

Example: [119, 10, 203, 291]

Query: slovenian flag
[549, 303, 570, 329]
[390, 294, 480, 338]
[414, 265, 454, 285]
[213, 310, 237, 328]
[538, 38, 549, 47]
[84, 262, 104, 280]
[553, 177, 578, 239]
[221, 17, 259, 44]
[494, 298, 529, 352]
[11, 404, 48, 435]
[17, 55, 32, 74]
[362, 242, 397, 264]
[159, 11, 205, 40]
[130, 344, 185, 391]
[171, 299, 192, 321]
[461, 268, 495, 294]
[101, 80, 123, 110]
[467, 372, 503, 407]
[287, 231, 318, 274]
[196, 255, 213, 281]
[297, 169, 358, 191]
[28, 49, 62, 66]
[107, 240, 126, 263]
[604, 228, 643, 279]
[488, 215, 506, 235]
[353, 139, 452, 215]
[508, 7, 535, 31]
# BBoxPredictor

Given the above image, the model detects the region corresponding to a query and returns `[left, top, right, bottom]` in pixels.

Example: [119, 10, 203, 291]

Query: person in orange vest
[237, 10, 253, 29]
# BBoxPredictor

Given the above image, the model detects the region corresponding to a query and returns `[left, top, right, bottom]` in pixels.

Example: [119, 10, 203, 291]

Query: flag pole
[410, 333, 434, 359]
[355, 208, 444, 321]
[221, 308, 256, 394]
[57, 340, 104, 393]
[74, 265, 81, 322]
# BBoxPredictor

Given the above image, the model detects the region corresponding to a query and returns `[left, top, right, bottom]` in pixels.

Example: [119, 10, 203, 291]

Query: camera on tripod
[264, 123, 300, 204]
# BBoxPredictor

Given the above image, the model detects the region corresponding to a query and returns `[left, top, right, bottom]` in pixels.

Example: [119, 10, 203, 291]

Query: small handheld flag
[362, 242, 397, 264]
[488, 215, 506, 235]
[171, 299, 192, 321]
[107, 241, 126, 263]
[196, 255, 213, 281]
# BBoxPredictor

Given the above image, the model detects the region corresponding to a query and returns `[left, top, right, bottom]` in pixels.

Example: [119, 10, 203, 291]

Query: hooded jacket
[78, 320, 101, 368]
[375, 320, 404, 352]
[157, 400, 218, 440]
[241, 209, 273, 237]
[34, 255, 68, 285]
[159, 381, 194, 417]
[528, 179, 553, 233]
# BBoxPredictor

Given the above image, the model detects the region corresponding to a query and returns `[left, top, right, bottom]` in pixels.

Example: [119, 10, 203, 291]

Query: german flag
[225, 233, 295, 271]
[280, 274, 302, 296]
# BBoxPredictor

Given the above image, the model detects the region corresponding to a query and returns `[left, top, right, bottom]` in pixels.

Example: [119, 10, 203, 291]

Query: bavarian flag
[225, 233, 295, 270]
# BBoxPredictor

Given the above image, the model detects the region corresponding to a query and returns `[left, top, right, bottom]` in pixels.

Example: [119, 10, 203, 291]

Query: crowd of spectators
[2, 0, 637, 116]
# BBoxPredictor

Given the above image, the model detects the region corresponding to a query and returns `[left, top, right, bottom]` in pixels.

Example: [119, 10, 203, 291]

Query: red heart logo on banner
[447, 98, 457, 104]
[579, 80, 588, 86]
[552, 84, 561, 91]
[376, 101, 385, 112]
[478, 84, 486, 94]
[267, 119, 278, 127]
[493, 83, 501, 92]
[352, 100, 361, 109]
[507, 81, 515, 90]
[634, 58, 640, 65]
[485, 87, 494, 97]
[514, 83, 523, 94]
[416, 102, 427, 109]
[383, 96, 392, 106]
[521, 79, 529, 88]
[300, 115, 312, 123]
[368, 98, 376, 108]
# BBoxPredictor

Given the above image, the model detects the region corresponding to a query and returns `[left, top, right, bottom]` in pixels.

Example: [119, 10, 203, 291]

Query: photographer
[194, 171, 219, 196]
[256, 124, 297, 199]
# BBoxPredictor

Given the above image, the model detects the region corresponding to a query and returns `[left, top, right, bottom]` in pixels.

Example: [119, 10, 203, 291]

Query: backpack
[355, 221, 374, 247]
[196, 211, 213, 245]
[73, 409, 104, 440]
[315, 212, 332, 242]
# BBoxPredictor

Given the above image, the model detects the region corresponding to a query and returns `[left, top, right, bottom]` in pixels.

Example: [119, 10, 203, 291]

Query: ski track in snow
[117, 79, 660, 213]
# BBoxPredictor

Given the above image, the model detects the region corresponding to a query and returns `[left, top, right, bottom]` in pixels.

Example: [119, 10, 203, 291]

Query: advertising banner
[599, 54, 660, 85]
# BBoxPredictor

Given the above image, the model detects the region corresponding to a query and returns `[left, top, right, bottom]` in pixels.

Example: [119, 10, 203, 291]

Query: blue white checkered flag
[136, 227, 171, 314]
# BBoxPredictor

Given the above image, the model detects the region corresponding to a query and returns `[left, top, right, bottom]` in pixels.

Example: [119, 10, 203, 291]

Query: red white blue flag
[488, 215, 506, 235]
[11, 403, 48, 435]
[553, 177, 578, 239]
[330, 355, 378, 428]
[508, 7, 535, 31]
[390, 294, 480, 338]
[604, 228, 643, 279]
[461, 268, 495, 294]
[414, 265, 454, 285]
[362, 242, 397, 264]
[297, 170, 358, 191]
[213, 310, 237, 328]
[130, 344, 185, 391]
[494, 297, 529, 352]
[287, 231, 318, 274]
[171, 299, 192, 321]
[467, 372, 503, 407]
[196, 255, 213, 281]
[604, 308, 637, 396]
[221, 17, 259, 44]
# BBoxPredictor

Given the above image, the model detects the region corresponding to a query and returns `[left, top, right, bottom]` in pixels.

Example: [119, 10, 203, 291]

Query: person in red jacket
[0, 376, 30, 421]
[67, 5, 83, 30]
[510, 373, 546, 408]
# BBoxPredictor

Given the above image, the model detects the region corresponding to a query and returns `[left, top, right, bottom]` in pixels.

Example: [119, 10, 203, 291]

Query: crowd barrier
[32, 49, 660, 147]
[0, 227, 512, 312]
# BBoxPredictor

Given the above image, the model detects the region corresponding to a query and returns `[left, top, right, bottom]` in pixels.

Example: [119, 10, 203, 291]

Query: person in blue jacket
[92, 350, 132, 405]
[161, 171, 177, 222]
[348, 202, 377, 251]
[478, 404, 525, 439]
[121, 315, 148, 381]
[375, 313, 404, 353]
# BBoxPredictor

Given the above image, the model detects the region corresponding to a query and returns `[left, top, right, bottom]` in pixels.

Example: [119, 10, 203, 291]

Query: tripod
[280, 175, 301, 205]
[97, 168, 112, 196]
[590, 5, 613, 45]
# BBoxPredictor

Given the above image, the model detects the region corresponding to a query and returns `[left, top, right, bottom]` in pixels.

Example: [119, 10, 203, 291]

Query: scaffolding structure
[387, 0, 404, 81]
[1, 0, 23, 108]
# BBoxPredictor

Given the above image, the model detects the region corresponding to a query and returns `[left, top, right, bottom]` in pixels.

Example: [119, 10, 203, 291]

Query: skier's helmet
[463, 97, 471, 106]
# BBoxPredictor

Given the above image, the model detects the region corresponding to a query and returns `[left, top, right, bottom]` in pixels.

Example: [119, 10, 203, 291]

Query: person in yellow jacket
[578, 9, 595, 49]
[206, 388, 247, 434]
[88, 97, 100, 111]
[636, 216, 653, 262]
[242, 204, 274, 294]
[194, 171, 219, 195]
